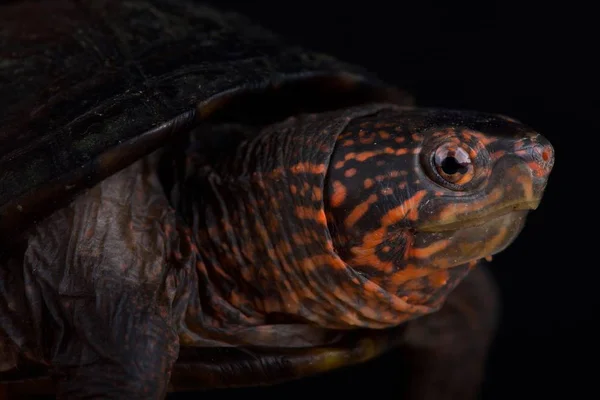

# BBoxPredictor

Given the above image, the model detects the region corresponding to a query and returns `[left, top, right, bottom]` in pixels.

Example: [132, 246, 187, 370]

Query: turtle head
[188, 105, 553, 331]
[325, 108, 554, 297]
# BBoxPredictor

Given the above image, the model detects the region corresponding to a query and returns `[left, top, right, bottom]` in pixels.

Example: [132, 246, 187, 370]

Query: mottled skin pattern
[0, 104, 553, 399]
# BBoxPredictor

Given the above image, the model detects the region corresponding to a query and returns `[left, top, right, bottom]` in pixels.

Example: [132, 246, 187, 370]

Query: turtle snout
[496, 133, 553, 206]
[517, 134, 555, 194]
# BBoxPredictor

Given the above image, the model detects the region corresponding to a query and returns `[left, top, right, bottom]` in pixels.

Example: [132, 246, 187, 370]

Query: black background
[172, 1, 594, 399]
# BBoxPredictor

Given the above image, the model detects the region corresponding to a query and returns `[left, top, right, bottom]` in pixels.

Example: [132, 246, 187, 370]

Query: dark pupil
[441, 156, 468, 175]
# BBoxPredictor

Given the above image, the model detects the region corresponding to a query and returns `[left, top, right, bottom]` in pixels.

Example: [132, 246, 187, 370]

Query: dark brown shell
[0, 0, 410, 245]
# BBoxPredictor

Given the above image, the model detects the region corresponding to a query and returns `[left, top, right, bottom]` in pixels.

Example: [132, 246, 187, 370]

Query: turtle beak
[518, 133, 555, 198]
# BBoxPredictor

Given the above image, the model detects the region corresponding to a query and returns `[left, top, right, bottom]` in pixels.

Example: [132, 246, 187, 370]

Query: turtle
[0, 0, 555, 399]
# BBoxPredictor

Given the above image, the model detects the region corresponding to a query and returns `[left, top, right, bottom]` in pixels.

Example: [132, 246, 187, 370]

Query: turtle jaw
[417, 199, 540, 233]
[408, 208, 530, 270]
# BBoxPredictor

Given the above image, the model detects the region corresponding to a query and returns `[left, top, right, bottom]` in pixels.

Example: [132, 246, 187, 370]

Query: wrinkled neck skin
[177, 105, 471, 348]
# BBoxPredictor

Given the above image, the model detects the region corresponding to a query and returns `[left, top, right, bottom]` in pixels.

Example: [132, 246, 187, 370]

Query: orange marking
[345, 194, 378, 227]
[330, 181, 347, 207]
[516, 175, 534, 201]
[334, 153, 357, 169]
[395, 148, 408, 155]
[269, 167, 284, 177]
[342, 139, 354, 146]
[292, 233, 311, 245]
[381, 190, 427, 225]
[356, 151, 377, 162]
[471, 131, 497, 145]
[275, 239, 293, 256]
[391, 264, 432, 284]
[527, 161, 545, 177]
[353, 252, 393, 273]
[407, 207, 419, 220]
[379, 130, 390, 139]
[295, 206, 328, 225]
[290, 185, 297, 194]
[363, 280, 383, 294]
[312, 186, 323, 201]
[454, 168, 475, 185]
[394, 137, 405, 143]
[364, 178, 374, 189]
[542, 149, 551, 162]
[437, 187, 503, 221]
[428, 270, 450, 288]
[303, 254, 345, 270]
[467, 147, 478, 159]
[409, 240, 451, 259]
[360, 133, 376, 144]
[354, 227, 386, 253]
[345, 168, 357, 177]
[290, 162, 326, 174]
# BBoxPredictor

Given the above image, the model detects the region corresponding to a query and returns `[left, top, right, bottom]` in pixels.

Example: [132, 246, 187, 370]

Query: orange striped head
[185, 104, 553, 335]
[325, 107, 554, 309]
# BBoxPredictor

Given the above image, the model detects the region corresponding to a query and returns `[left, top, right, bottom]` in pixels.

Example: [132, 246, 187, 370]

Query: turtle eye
[433, 144, 475, 185]
[420, 130, 490, 191]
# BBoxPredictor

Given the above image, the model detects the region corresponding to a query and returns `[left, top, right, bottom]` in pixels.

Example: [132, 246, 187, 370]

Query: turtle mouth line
[417, 200, 540, 233]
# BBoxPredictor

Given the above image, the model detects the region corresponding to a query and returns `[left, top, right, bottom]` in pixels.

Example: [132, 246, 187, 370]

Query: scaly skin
[0, 104, 553, 398]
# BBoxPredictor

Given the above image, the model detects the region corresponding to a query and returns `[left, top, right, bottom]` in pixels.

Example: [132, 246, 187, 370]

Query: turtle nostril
[541, 149, 550, 162]
[533, 144, 550, 162]
[533, 134, 554, 164]
[525, 133, 554, 171]
[534, 143, 554, 169]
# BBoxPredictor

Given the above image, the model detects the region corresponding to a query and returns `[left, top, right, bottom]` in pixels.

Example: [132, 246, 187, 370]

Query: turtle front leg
[51, 287, 180, 399]
[13, 156, 191, 399]
[397, 263, 500, 400]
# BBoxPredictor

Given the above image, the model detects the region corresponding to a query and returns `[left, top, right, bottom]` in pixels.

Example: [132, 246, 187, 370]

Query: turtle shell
[0, 0, 411, 246]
